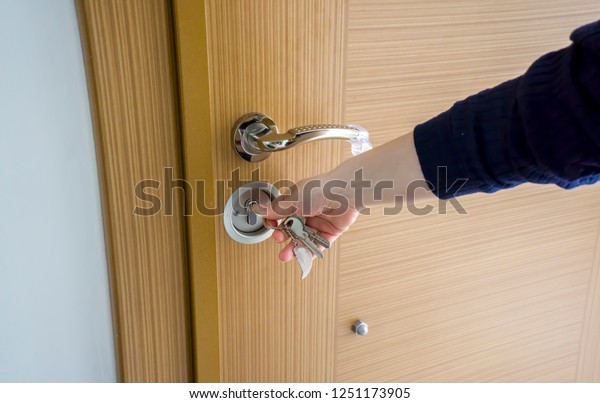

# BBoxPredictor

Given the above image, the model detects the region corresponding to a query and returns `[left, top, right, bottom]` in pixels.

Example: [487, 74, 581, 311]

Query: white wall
[0, 0, 117, 382]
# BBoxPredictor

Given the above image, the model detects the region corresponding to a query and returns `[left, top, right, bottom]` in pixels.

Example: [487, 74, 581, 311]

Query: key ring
[263, 215, 307, 230]
[263, 219, 284, 230]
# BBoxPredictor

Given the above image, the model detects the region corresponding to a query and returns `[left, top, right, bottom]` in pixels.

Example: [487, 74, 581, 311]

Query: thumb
[252, 196, 298, 220]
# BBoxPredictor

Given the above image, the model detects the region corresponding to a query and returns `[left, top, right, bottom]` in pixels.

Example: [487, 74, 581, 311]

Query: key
[287, 216, 330, 249]
[302, 226, 331, 249]
[283, 225, 314, 280]
[293, 244, 313, 280]
[244, 200, 258, 226]
[280, 215, 330, 249]
[263, 216, 330, 249]
[262, 215, 330, 279]
[284, 216, 324, 259]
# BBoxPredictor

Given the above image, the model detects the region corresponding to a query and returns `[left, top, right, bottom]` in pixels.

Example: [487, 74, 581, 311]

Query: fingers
[272, 229, 287, 243]
[254, 179, 344, 263]
[253, 177, 326, 220]
[252, 194, 298, 220]
[269, 216, 342, 262]
[251, 201, 280, 220]
[279, 241, 295, 262]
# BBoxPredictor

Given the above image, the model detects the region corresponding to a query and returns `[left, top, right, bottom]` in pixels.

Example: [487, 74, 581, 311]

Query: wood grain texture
[77, 0, 192, 382]
[205, 0, 347, 382]
[337, 0, 600, 382]
[172, 0, 220, 382]
[577, 218, 600, 382]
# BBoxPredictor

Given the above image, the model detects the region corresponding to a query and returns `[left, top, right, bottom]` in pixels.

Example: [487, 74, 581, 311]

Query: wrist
[320, 131, 426, 211]
[321, 156, 363, 212]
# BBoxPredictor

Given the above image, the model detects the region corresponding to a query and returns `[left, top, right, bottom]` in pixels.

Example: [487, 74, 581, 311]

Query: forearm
[322, 131, 432, 211]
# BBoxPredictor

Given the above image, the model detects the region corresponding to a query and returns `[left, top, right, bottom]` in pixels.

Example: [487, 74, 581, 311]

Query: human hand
[252, 175, 359, 262]
[252, 132, 427, 262]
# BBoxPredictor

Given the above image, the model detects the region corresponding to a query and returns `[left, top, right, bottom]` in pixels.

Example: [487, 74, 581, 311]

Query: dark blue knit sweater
[414, 20, 600, 199]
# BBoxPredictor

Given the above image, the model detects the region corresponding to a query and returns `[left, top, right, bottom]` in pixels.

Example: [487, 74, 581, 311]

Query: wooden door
[174, 0, 600, 382]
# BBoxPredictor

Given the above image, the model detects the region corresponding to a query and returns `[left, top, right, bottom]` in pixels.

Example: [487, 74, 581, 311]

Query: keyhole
[244, 199, 258, 226]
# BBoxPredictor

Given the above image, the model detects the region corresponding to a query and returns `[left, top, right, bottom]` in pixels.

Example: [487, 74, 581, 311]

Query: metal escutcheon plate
[231, 113, 278, 162]
[223, 181, 280, 244]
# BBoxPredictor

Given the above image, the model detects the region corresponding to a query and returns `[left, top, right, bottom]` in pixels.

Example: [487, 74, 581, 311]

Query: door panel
[177, 0, 600, 381]
[337, 0, 600, 381]
[205, 0, 347, 382]
[79, 0, 192, 381]
[337, 187, 600, 381]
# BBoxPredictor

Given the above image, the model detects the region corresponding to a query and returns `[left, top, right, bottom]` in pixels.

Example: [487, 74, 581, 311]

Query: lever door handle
[232, 113, 372, 162]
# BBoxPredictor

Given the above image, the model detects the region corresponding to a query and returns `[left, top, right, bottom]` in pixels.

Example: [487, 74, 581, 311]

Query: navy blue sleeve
[414, 20, 600, 199]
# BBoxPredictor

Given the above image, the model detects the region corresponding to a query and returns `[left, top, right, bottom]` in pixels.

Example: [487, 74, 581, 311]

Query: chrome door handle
[232, 113, 372, 162]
